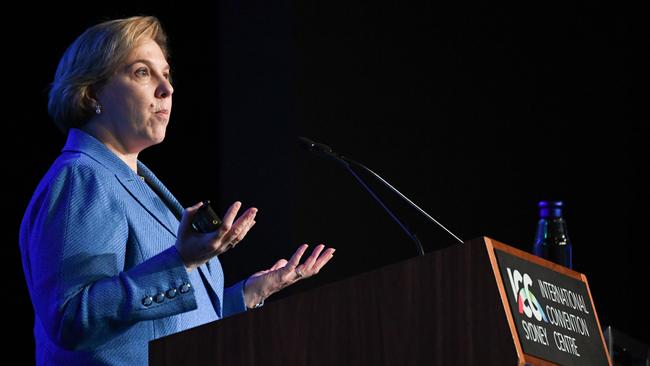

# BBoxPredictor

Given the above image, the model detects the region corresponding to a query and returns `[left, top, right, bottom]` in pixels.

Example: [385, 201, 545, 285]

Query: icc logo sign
[506, 268, 548, 323]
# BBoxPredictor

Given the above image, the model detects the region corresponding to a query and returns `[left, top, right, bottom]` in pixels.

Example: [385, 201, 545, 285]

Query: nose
[156, 78, 174, 99]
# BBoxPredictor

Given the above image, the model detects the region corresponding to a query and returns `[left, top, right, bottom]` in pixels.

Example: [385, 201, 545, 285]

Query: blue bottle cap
[539, 200, 563, 218]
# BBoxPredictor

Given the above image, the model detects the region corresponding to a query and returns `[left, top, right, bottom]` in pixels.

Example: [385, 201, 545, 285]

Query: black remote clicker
[192, 200, 223, 233]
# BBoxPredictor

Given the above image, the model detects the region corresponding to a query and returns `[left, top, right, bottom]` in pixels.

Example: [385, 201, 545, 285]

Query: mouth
[154, 109, 170, 121]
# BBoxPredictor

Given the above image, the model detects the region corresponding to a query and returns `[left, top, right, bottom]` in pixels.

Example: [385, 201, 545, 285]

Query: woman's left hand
[243, 244, 335, 309]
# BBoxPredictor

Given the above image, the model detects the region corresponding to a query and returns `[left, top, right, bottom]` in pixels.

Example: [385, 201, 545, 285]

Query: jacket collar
[63, 128, 135, 180]
[62, 129, 178, 236]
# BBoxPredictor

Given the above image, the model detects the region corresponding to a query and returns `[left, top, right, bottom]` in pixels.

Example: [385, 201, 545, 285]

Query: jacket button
[154, 292, 165, 303]
[179, 283, 192, 293]
[166, 288, 178, 299]
[142, 296, 154, 307]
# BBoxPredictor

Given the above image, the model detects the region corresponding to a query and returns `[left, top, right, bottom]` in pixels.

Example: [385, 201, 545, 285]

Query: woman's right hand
[175, 201, 257, 271]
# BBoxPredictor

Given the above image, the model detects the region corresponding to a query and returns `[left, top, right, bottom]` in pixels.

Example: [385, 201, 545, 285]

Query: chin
[153, 130, 167, 144]
[151, 123, 168, 142]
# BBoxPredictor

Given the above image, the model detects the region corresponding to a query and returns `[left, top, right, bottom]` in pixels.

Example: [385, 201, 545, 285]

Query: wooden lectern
[149, 237, 611, 365]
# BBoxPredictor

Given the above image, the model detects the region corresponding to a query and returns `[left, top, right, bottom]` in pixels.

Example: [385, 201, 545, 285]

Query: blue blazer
[19, 129, 247, 365]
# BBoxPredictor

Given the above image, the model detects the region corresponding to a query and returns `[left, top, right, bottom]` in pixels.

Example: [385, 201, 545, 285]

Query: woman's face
[96, 38, 173, 152]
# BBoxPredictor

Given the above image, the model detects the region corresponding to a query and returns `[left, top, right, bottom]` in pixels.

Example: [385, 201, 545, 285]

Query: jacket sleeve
[22, 162, 197, 351]
[222, 279, 248, 317]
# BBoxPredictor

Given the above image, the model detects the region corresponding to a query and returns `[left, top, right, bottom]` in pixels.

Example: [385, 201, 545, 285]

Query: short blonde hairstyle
[48, 16, 169, 133]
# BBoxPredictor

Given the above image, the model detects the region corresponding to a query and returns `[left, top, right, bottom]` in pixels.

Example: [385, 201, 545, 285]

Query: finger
[236, 219, 256, 242]
[233, 207, 257, 228]
[220, 201, 242, 233]
[208, 207, 256, 255]
[247, 219, 257, 232]
[221, 207, 257, 244]
[178, 202, 204, 235]
[302, 244, 325, 270]
[287, 244, 309, 269]
[311, 247, 336, 274]
[294, 266, 305, 280]
[270, 259, 288, 271]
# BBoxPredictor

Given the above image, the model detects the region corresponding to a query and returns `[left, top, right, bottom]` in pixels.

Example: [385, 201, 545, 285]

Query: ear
[88, 79, 109, 101]
[87, 85, 99, 102]
[84, 85, 103, 116]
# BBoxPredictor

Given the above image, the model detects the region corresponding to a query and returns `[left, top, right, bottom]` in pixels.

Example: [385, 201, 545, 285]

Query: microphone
[297, 136, 342, 163]
[298, 136, 464, 255]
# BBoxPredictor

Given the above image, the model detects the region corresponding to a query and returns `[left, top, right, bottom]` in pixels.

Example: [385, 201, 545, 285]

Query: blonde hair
[48, 16, 169, 133]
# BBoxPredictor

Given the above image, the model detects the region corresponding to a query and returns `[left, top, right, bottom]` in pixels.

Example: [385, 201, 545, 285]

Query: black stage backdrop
[6, 0, 648, 362]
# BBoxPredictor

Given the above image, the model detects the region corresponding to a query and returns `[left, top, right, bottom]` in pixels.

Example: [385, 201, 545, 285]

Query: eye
[135, 67, 150, 78]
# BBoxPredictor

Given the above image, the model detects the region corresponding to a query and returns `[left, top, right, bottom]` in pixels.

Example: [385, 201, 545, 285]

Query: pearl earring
[95, 103, 102, 115]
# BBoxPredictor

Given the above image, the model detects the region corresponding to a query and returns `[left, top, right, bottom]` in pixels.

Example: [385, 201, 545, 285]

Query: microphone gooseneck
[298, 136, 464, 256]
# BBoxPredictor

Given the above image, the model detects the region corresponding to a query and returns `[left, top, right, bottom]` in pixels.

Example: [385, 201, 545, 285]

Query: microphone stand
[299, 137, 464, 257]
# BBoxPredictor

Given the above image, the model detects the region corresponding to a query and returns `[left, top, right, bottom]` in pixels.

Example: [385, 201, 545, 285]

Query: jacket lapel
[115, 174, 177, 237]
[137, 163, 223, 303]
[136, 162, 184, 220]
[63, 129, 223, 303]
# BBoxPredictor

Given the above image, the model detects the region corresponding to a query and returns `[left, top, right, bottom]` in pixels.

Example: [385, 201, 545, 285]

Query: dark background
[6, 0, 648, 362]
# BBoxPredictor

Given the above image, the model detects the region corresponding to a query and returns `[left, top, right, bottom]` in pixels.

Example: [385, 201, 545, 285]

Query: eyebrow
[128, 59, 171, 72]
